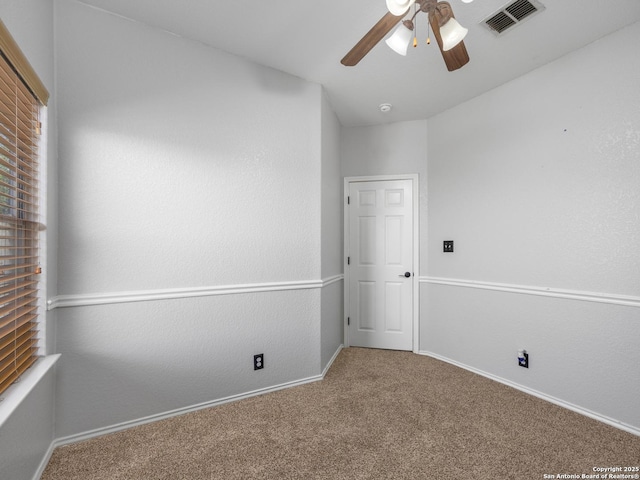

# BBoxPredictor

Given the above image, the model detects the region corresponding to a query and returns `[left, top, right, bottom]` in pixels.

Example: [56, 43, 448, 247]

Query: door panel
[348, 179, 413, 351]
[358, 217, 376, 265]
[384, 282, 403, 332]
[358, 281, 376, 331]
[385, 216, 403, 265]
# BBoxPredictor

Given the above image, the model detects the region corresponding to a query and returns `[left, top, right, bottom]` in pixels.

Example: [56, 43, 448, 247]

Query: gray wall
[1, 1, 638, 477]
[320, 91, 344, 370]
[0, 365, 56, 480]
[342, 22, 640, 432]
[0, 0, 57, 479]
[53, 0, 337, 440]
[341, 119, 429, 270]
[423, 20, 640, 430]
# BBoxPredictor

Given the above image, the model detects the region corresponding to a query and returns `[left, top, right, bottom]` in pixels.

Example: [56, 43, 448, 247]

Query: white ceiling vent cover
[482, 0, 545, 35]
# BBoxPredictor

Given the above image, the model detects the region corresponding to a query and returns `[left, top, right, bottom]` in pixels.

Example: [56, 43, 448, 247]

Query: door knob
[398, 272, 411, 278]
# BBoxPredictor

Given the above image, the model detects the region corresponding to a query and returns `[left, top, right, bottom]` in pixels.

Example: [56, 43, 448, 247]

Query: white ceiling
[76, 0, 640, 127]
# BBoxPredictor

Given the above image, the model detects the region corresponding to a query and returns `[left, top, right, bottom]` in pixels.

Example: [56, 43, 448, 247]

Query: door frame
[343, 174, 420, 353]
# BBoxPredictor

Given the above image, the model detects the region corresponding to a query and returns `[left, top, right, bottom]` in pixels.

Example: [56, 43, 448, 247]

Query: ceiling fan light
[385, 22, 413, 56]
[386, 0, 416, 16]
[440, 17, 468, 51]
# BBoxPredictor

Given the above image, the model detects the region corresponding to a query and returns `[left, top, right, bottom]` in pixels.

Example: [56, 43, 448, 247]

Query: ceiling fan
[341, 0, 470, 72]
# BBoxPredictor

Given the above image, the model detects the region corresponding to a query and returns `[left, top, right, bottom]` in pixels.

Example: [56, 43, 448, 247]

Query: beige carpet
[42, 348, 640, 479]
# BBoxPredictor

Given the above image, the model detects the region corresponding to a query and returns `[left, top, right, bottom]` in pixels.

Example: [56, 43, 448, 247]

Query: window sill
[0, 354, 60, 429]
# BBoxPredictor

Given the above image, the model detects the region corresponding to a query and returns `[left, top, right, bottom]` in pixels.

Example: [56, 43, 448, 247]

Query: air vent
[482, 0, 545, 35]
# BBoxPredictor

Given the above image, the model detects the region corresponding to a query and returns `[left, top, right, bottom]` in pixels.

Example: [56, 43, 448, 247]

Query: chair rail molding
[48, 275, 345, 310]
[420, 276, 640, 309]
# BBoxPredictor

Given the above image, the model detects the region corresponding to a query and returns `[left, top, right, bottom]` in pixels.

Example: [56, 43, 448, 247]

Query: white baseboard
[418, 350, 640, 437]
[34, 440, 57, 480]
[52, 375, 324, 448]
[322, 344, 344, 377]
[36, 344, 345, 479]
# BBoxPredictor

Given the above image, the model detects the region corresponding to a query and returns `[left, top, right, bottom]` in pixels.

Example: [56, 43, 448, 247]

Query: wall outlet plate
[254, 354, 264, 370]
[443, 240, 454, 252]
[518, 352, 529, 368]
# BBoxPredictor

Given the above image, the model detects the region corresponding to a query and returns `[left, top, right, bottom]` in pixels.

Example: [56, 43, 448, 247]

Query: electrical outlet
[254, 354, 264, 370]
[443, 240, 454, 252]
[518, 351, 529, 368]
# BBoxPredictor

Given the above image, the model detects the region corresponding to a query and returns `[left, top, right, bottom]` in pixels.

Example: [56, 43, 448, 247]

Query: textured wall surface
[427, 23, 640, 295]
[54, 0, 329, 440]
[423, 22, 640, 430]
[340, 23, 640, 432]
[54, 291, 321, 438]
[0, 367, 56, 480]
[320, 91, 344, 370]
[56, 1, 321, 294]
[3, 2, 638, 477]
[321, 92, 343, 280]
[0, 1, 57, 480]
[421, 284, 640, 428]
[341, 119, 428, 269]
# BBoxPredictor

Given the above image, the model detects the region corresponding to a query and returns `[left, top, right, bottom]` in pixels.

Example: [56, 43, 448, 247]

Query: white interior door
[347, 178, 414, 351]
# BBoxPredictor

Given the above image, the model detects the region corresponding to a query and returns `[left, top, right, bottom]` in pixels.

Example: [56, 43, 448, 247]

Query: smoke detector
[379, 103, 393, 113]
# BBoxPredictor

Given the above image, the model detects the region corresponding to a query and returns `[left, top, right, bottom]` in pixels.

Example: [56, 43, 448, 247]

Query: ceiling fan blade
[429, 3, 470, 71]
[440, 40, 470, 72]
[341, 11, 405, 66]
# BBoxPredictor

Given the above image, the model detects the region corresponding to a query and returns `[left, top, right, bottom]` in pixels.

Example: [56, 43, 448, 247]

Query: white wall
[423, 21, 640, 431]
[0, 366, 56, 480]
[2, 1, 637, 475]
[341, 119, 429, 268]
[56, 4, 321, 293]
[0, 0, 57, 478]
[341, 23, 640, 433]
[54, 0, 332, 440]
[320, 91, 343, 370]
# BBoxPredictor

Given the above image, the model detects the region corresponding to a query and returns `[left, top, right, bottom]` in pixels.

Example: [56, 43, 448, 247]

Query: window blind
[0, 47, 42, 396]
